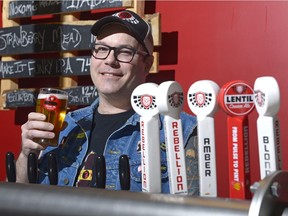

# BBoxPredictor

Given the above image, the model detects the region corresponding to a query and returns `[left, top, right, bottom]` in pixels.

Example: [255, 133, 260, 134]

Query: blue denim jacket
[38, 99, 199, 195]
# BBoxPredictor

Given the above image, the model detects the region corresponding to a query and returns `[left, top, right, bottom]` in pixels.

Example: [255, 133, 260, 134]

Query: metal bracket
[249, 171, 288, 216]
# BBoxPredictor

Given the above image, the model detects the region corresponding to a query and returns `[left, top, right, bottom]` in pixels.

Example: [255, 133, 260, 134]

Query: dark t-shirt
[76, 108, 135, 187]
[89, 108, 135, 155]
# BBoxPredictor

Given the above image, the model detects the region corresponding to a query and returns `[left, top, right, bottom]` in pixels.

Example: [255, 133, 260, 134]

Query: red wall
[0, 111, 21, 180]
[1, 1, 288, 198]
[154, 1, 288, 197]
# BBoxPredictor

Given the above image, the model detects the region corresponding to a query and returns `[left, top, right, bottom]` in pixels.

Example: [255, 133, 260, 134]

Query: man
[16, 10, 199, 195]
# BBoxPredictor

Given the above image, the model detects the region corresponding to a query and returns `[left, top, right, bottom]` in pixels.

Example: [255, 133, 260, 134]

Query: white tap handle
[187, 80, 219, 197]
[131, 83, 161, 193]
[157, 81, 184, 119]
[157, 81, 188, 195]
[187, 80, 219, 120]
[254, 76, 281, 179]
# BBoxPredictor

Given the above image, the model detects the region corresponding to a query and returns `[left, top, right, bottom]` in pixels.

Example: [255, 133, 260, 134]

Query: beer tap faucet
[47, 152, 58, 185]
[119, 155, 130, 190]
[6, 152, 16, 183]
[95, 155, 106, 189]
[27, 152, 38, 184]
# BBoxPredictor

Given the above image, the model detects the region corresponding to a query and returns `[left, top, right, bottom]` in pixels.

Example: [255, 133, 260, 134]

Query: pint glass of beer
[35, 88, 68, 146]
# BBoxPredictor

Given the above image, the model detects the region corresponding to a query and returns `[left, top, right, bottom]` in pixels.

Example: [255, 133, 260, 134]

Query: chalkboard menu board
[9, 0, 125, 19]
[3, 89, 38, 108]
[3, 86, 98, 108]
[0, 23, 94, 56]
[0, 56, 91, 79]
[64, 86, 98, 106]
[0, 0, 159, 109]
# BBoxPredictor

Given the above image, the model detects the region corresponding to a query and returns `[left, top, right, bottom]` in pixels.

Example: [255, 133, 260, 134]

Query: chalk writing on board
[9, 0, 124, 19]
[3, 89, 37, 108]
[3, 86, 98, 108]
[0, 24, 94, 56]
[64, 86, 98, 106]
[0, 56, 91, 79]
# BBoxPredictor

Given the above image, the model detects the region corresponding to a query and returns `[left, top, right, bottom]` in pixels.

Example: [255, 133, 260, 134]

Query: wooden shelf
[0, 0, 161, 109]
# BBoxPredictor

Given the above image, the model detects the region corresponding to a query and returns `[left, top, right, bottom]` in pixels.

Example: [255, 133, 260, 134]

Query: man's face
[90, 24, 152, 100]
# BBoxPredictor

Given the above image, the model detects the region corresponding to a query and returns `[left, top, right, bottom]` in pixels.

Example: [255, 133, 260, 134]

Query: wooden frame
[0, 0, 161, 109]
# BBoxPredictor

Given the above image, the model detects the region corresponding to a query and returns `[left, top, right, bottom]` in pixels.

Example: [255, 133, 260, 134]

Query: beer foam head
[38, 93, 68, 100]
[38, 88, 68, 100]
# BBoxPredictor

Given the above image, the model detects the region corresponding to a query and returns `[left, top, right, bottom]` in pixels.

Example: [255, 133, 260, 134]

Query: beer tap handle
[187, 80, 220, 197]
[95, 155, 106, 189]
[6, 152, 16, 182]
[47, 152, 58, 185]
[119, 155, 130, 190]
[130, 82, 161, 193]
[27, 152, 38, 184]
[157, 81, 188, 195]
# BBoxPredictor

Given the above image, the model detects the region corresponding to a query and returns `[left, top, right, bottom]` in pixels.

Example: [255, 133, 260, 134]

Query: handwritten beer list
[64, 86, 98, 106]
[9, 0, 124, 18]
[4, 86, 98, 108]
[0, 57, 91, 79]
[0, 24, 94, 56]
[4, 89, 37, 108]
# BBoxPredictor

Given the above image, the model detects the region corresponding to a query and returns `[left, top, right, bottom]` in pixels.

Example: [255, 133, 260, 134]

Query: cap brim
[90, 15, 152, 55]
[91, 16, 131, 37]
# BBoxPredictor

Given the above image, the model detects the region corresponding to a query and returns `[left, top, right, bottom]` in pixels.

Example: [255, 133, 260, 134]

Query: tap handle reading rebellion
[157, 81, 188, 195]
[218, 80, 255, 200]
[131, 83, 161, 193]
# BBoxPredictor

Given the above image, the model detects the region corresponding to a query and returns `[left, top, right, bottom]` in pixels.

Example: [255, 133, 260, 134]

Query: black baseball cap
[91, 10, 154, 55]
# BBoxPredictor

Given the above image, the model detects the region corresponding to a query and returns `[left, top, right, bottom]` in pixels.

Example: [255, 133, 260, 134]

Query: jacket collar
[68, 98, 141, 126]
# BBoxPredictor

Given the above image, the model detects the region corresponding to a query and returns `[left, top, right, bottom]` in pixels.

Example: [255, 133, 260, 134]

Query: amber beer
[35, 88, 68, 146]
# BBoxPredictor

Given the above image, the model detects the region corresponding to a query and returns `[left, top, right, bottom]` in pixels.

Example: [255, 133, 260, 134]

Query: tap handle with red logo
[95, 154, 106, 189]
[28, 152, 38, 184]
[119, 155, 130, 190]
[218, 80, 254, 199]
[157, 81, 188, 195]
[6, 152, 16, 183]
[47, 152, 58, 185]
[254, 76, 281, 179]
[131, 83, 161, 193]
[187, 80, 219, 197]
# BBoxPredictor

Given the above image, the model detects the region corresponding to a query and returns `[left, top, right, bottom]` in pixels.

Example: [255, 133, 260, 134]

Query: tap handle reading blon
[6, 152, 16, 183]
[254, 76, 281, 179]
[95, 155, 106, 189]
[28, 152, 38, 184]
[47, 152, 58, 185]
[119, 155, 130, 190]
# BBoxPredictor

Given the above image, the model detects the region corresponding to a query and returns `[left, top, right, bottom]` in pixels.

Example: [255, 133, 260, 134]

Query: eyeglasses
[91, 43, 148, 63]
